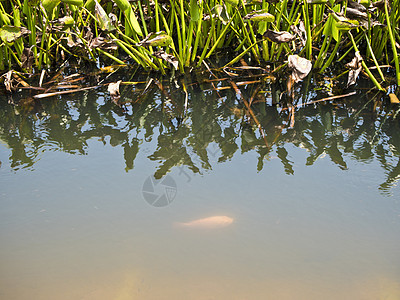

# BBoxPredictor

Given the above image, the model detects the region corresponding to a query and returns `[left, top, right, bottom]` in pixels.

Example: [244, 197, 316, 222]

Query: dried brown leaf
[290, 21, 307, 47]
[264, 30, 295, 43]
[89, 36, 117, 50]
[347, 0, 367, 13]
[287, 55, 312, 83]
[2, 71, 13, 92]
[152, 50, 179, 70]
[345, 7, 368, 20]
[66, 32, 83, 48]
[107, 80, 121, 100]
[345, 52, 363, 87]
[21, 47, 34, 70]
[12, 73, 29, 87]
[389, 93, 399, 104]
[372, 0, 386, 11]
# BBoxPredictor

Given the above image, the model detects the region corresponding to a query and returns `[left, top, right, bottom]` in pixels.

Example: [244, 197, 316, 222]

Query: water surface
[1, 75, 400, 299]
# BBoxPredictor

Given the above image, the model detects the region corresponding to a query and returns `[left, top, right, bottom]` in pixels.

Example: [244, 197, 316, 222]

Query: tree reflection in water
[1, 74, 399, 194]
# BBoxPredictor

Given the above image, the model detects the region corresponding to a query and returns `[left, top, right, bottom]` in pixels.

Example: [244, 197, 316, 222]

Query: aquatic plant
[0, 0, 399, 91]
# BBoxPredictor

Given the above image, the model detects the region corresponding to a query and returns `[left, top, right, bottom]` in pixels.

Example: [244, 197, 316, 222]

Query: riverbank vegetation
[0, 0, 399, 93]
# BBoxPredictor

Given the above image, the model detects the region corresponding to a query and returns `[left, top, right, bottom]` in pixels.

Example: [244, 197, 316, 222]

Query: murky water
[1, 75, 400, 299]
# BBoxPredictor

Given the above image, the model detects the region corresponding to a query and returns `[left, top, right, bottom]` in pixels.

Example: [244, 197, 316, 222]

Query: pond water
[1, 73, 400, 300]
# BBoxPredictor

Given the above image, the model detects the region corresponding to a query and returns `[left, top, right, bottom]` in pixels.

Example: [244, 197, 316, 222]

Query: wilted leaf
[66, 31, 83, 48]
[345, 7, 368, 21]
[89, 36, 117, 50]
[389, 93, 399, 104]
[50, 16, 74, 31]
[370, 20, 385, 28]
[12, 73, 30, 88]
[152, 50, 179, 70]
[108, 80, 121, 101]
[213, 5, 230, 24]
[291, 21, 307, 47]
[244, 9, 275, 22]
[345, 51, 363, 87]
[263, 30, 295, 43]
[2, 71, 13, 93]
[288, 55, 312, 83]
[371, 0, 385, 11]
[89, 36, 104, 48]
[94, 0, 115, 31]
[21, 47, 34, 70]
[329, 9, 359, 31]
[0, 25, 30, 44]
[59, 16, 75, 27]
[347, 0, 367, 13]
[136, 31, 172, 47]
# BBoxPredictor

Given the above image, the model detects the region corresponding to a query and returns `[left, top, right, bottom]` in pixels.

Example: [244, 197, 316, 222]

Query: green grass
[0, 0, 399, 90]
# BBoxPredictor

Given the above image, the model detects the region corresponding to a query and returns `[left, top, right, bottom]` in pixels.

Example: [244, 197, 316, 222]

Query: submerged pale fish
[175, 216, 234, 229]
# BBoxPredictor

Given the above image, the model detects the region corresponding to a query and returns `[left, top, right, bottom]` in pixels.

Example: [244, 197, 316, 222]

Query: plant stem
[348, 32, 385, 92]
[384, 0, 400, 85]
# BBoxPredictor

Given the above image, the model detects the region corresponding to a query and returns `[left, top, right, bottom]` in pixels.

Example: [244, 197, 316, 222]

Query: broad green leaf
[0, 25, 30, 44]
[112, 0, 130, 11]
[244, 0, 262, 5]
[335, 19, 359, 31]
[359, 0, 370, 8]
[136, 31, 172, 47]
[330, 9, 359, 31]
[125, 7, 143, 37]
[258, 21, 267, 35]
[323, 5, 340, 41]
[225, 0, 239, 6]
[42, 0, 61, 13]
[51, 15, 74, 29]
[61, 16, 75, 27]
[244, 9, 275, 22]
[190, 0, 201, 22]
[84, 0, 95, 11]
[94, 0, 115, 31]
[61, 0, 83, 6]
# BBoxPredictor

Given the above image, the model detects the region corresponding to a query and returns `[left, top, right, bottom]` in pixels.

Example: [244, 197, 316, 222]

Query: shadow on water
[1, 72, 400, 195]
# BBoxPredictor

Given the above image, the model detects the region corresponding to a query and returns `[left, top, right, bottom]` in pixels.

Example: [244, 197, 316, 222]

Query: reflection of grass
[0, 0, 399, 88]
[1, 71, 399, 193]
